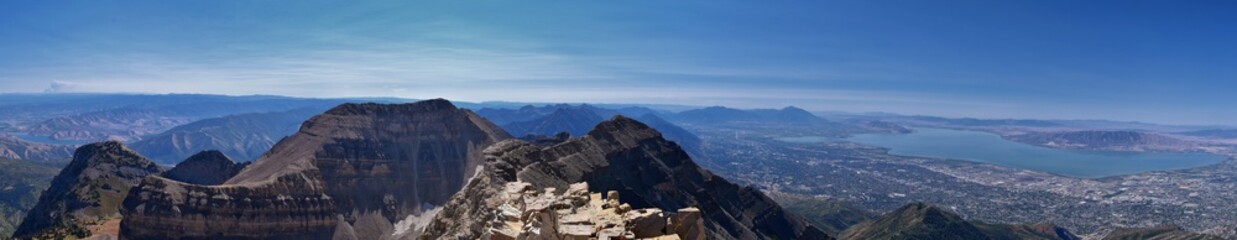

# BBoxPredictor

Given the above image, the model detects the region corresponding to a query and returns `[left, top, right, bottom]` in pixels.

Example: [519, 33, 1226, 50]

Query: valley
[683, 122, 1237, 238]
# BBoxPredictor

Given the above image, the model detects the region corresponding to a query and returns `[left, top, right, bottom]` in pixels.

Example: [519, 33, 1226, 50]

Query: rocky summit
[421, 116, 828, 240]
[12, 141, 162, 240]
[483, 181, 706, 240]
[119, 99, 511, 240]
[160, 150, 248, 185]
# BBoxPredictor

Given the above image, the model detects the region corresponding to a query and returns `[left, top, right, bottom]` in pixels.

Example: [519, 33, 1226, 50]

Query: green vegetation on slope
[0, 158, 64, 238]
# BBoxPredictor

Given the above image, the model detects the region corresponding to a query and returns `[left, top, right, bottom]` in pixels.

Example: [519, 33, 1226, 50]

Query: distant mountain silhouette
[672, 106, 828, 124]
[18, 95, 347, 142]
[129, 107, 326, 165]
[502, 107, 605, 137]
[0, 135, 73, 161]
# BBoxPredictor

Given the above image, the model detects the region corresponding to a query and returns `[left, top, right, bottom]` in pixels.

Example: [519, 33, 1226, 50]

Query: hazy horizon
[3, 1, 1235, 125]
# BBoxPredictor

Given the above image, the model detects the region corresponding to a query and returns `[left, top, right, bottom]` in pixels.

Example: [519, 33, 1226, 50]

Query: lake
[834, 128, 1225, 178]
[6, 132, 92, 145]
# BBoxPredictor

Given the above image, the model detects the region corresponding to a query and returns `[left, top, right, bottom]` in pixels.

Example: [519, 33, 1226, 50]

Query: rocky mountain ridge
[12, 141, 161, 240]
[120, 99, 511, 239]
[421, 116, 828, 239]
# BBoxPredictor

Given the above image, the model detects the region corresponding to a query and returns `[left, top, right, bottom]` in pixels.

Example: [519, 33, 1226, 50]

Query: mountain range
[0, 135, 74, 161]
[128, 107, 327, 164]
[1005, 130, 1201, 152]
[422, 115, 829, 239]
[3, 96, 1232, 239]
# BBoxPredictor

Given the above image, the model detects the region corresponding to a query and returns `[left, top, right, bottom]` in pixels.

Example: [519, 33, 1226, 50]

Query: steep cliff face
[13, 141, 161, 240]
[160, 150, 248, 185]
[120, 99, 511, 239]
[422, 116, 828, 240]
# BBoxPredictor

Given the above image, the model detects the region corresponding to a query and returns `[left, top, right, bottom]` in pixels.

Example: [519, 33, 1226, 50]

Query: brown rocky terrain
[483, 181, 705, 240]
[421, 116, 828, 240]
[120, 99, 511, 239]
[12, 141, 162, 240]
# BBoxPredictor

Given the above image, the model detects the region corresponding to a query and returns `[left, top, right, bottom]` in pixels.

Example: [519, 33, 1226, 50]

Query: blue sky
[1, 1, 1235, 125]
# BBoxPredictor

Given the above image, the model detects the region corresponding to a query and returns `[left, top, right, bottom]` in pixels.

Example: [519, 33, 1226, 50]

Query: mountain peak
[841, 202, 987, 240]
[161, 150, 246, 185]
[423, 116, 827, 239]
[13, 141, 161, 239]
[782, 105, 808, 111]
[585, 115, 659, 139]
[121, 99, 512, 239]
[69, 141, 156, 170]
[324, 99, 457, 116]
[185, 150, 228, 161]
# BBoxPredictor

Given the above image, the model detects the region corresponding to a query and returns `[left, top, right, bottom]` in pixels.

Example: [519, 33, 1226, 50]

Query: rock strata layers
[421, 116, 828, 240]
[120, 99, 511, 239]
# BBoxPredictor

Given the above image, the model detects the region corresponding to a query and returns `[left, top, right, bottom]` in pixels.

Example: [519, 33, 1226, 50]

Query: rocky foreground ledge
[485, 181, 704, 240]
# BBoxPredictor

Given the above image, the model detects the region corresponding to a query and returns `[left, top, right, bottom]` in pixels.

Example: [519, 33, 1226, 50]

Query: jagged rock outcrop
[13, 141, 161, 240]
[120, 99, 511, 239]
[421, 116, 828, 240]
[160, 150, 248, 185]
[481, 181, 704, 240]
